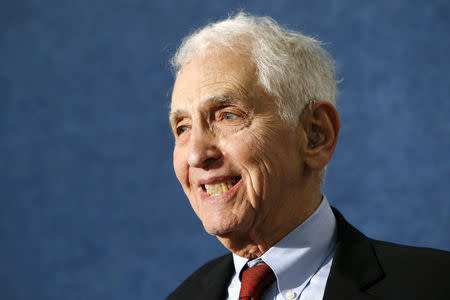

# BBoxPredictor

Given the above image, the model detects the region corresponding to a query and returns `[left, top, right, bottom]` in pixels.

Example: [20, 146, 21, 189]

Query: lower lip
[199, 178, 243, 203]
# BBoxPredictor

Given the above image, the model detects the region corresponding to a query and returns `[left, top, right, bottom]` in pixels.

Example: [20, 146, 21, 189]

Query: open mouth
[202, 176, 241, 196]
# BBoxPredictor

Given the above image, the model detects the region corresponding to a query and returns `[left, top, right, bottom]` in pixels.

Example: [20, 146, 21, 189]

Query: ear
[300, 101, 340, 171]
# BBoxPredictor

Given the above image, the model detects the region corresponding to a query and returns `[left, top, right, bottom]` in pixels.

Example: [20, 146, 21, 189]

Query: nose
[187, 125, 222, 169]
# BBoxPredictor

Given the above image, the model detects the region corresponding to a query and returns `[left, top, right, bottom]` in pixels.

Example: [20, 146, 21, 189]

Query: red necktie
[238, 262, 275, 300]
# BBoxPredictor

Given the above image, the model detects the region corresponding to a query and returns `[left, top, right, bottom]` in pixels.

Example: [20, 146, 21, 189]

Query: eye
[222, 112, 238, 121]
[176, 125, 189, 135]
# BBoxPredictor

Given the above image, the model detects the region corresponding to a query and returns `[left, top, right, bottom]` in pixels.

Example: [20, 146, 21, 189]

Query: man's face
[170, 48, 306, 238]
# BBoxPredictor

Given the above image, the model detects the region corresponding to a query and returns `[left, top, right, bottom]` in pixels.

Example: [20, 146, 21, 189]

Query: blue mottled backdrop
[1, 0, 449, 299]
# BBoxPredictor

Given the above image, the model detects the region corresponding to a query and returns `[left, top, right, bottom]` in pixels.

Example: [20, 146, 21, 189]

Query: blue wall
[1, 1, 449, 299]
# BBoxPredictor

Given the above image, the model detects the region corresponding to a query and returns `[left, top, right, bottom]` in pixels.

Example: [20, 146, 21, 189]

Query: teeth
[204, 178, 239, 196]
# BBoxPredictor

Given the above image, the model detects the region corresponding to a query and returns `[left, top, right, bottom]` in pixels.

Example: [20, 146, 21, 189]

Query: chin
[201, 214, 242, 236]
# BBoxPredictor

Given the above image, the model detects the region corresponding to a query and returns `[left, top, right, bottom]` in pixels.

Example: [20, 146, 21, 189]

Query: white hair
[170, 12, 338, 125]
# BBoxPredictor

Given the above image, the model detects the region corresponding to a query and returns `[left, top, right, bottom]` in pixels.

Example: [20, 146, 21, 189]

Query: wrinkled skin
[170, 47, 334, 258]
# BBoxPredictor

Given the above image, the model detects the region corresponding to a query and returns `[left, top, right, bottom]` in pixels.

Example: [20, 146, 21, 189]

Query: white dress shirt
[226, 196, 337, 300]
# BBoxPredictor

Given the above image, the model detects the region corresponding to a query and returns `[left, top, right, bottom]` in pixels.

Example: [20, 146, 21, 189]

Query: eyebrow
[208, 94, 239, 107]
[168, 109, 186, 127]
[168, 94, 239, 126]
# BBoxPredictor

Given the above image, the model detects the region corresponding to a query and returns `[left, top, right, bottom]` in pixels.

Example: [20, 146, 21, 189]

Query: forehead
[170, 47, 258, 111]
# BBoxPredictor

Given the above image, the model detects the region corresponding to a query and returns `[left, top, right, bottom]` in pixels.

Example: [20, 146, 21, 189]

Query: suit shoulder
[165, 254, 233, 300]
[369, 239, 450, 298]
[372, 239, 450, 267]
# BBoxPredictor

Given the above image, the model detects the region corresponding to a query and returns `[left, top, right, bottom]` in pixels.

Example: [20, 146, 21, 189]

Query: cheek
[229, 123, 299, 189]
[224, 129, 275, 194]
[236, 125, 279, 164]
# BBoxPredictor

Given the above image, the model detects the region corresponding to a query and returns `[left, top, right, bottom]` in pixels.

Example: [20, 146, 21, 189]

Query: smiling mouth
[202, 177, 241, 196]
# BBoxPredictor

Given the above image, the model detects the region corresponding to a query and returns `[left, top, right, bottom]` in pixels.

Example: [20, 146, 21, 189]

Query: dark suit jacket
[166, 209, 450, 299]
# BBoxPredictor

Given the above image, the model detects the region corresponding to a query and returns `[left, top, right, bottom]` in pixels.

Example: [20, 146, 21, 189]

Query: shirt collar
[232, 196, 337, 297]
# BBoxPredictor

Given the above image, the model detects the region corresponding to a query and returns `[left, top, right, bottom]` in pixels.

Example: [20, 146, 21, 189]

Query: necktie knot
[239, 262, 275, 300]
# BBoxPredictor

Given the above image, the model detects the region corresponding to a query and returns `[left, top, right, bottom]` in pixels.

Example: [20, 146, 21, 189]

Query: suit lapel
[323, 209, 384, 300]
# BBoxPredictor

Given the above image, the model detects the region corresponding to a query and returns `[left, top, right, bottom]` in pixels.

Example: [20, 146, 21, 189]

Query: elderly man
[166, 13, 449, 300]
